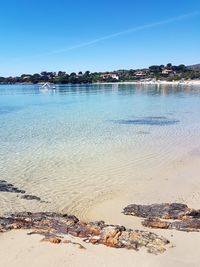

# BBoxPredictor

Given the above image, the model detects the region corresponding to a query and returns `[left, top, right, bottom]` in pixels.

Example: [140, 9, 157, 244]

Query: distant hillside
[1, 63, 200, 84]
[187, 64, 200, 70]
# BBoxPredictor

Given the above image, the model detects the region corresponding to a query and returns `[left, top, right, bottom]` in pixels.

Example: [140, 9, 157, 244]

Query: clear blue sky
[0, 0, 200, 76]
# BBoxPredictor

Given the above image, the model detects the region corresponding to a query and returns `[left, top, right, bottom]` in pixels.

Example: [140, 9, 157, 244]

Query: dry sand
[98, 79, 200, 85]
[0, 228, 199, 267]
[1, 153, 200, 266]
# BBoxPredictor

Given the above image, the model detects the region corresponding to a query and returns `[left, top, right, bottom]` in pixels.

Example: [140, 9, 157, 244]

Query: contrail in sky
[47, 11, 199, 55]
[16, 11, 199, 59]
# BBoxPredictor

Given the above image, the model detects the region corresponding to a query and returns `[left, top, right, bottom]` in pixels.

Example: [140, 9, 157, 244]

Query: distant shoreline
[0, 79, 200, 86]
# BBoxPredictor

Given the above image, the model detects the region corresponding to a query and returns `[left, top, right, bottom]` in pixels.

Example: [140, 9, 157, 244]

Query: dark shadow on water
[112, 116, 179, 126]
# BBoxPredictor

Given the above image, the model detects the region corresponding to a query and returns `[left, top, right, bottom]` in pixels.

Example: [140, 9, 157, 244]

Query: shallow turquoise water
[0, 83, 200, 217]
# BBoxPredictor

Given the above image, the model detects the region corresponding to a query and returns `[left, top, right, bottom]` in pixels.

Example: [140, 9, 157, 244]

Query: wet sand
[1, 153, 200, 267]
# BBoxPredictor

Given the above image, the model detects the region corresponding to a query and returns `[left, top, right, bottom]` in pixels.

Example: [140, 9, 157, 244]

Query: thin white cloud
[48, 11, 199, 55]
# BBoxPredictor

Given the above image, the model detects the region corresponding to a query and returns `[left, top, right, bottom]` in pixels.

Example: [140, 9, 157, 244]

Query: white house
[101, 73, 119, 80]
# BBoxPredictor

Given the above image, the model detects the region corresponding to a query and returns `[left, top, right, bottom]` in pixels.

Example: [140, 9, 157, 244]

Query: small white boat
[39, 83, 56, 89]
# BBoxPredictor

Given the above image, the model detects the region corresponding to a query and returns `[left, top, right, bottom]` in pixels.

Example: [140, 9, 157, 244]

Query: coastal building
[162, 69, 173, 75]
[100, 73, 119, 80]
[135, 71, 146, 77]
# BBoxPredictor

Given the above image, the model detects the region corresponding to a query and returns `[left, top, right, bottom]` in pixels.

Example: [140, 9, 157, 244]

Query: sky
[0, 0, 200, 76]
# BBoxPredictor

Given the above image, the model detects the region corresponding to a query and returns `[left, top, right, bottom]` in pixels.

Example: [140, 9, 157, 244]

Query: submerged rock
[0, 212, 170, 254]
[20, 194, 41, 201]
[0, 180, 47, 203]
[123, 203, 200, 232]
[0, 180, 25, 194]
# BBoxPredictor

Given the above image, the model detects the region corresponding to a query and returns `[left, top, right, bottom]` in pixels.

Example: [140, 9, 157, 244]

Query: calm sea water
[0, 83, 200, 217]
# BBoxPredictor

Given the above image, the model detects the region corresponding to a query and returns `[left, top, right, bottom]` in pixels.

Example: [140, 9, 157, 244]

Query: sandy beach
[97, 79, 200, 86]
[1, 149, 200, 267]
[0, 228, 200, 267]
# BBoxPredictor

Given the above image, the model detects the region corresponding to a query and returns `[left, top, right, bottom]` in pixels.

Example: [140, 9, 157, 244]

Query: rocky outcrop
[123, 203, 192, 219]
[0, 212, 170, 254]
[123, 203, 200, 232]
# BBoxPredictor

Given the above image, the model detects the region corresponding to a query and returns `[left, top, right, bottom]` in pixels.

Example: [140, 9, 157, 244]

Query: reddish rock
[48, 237, 62, 244]
[0, 212, 170, 254]
[142, 218, 170, 229]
